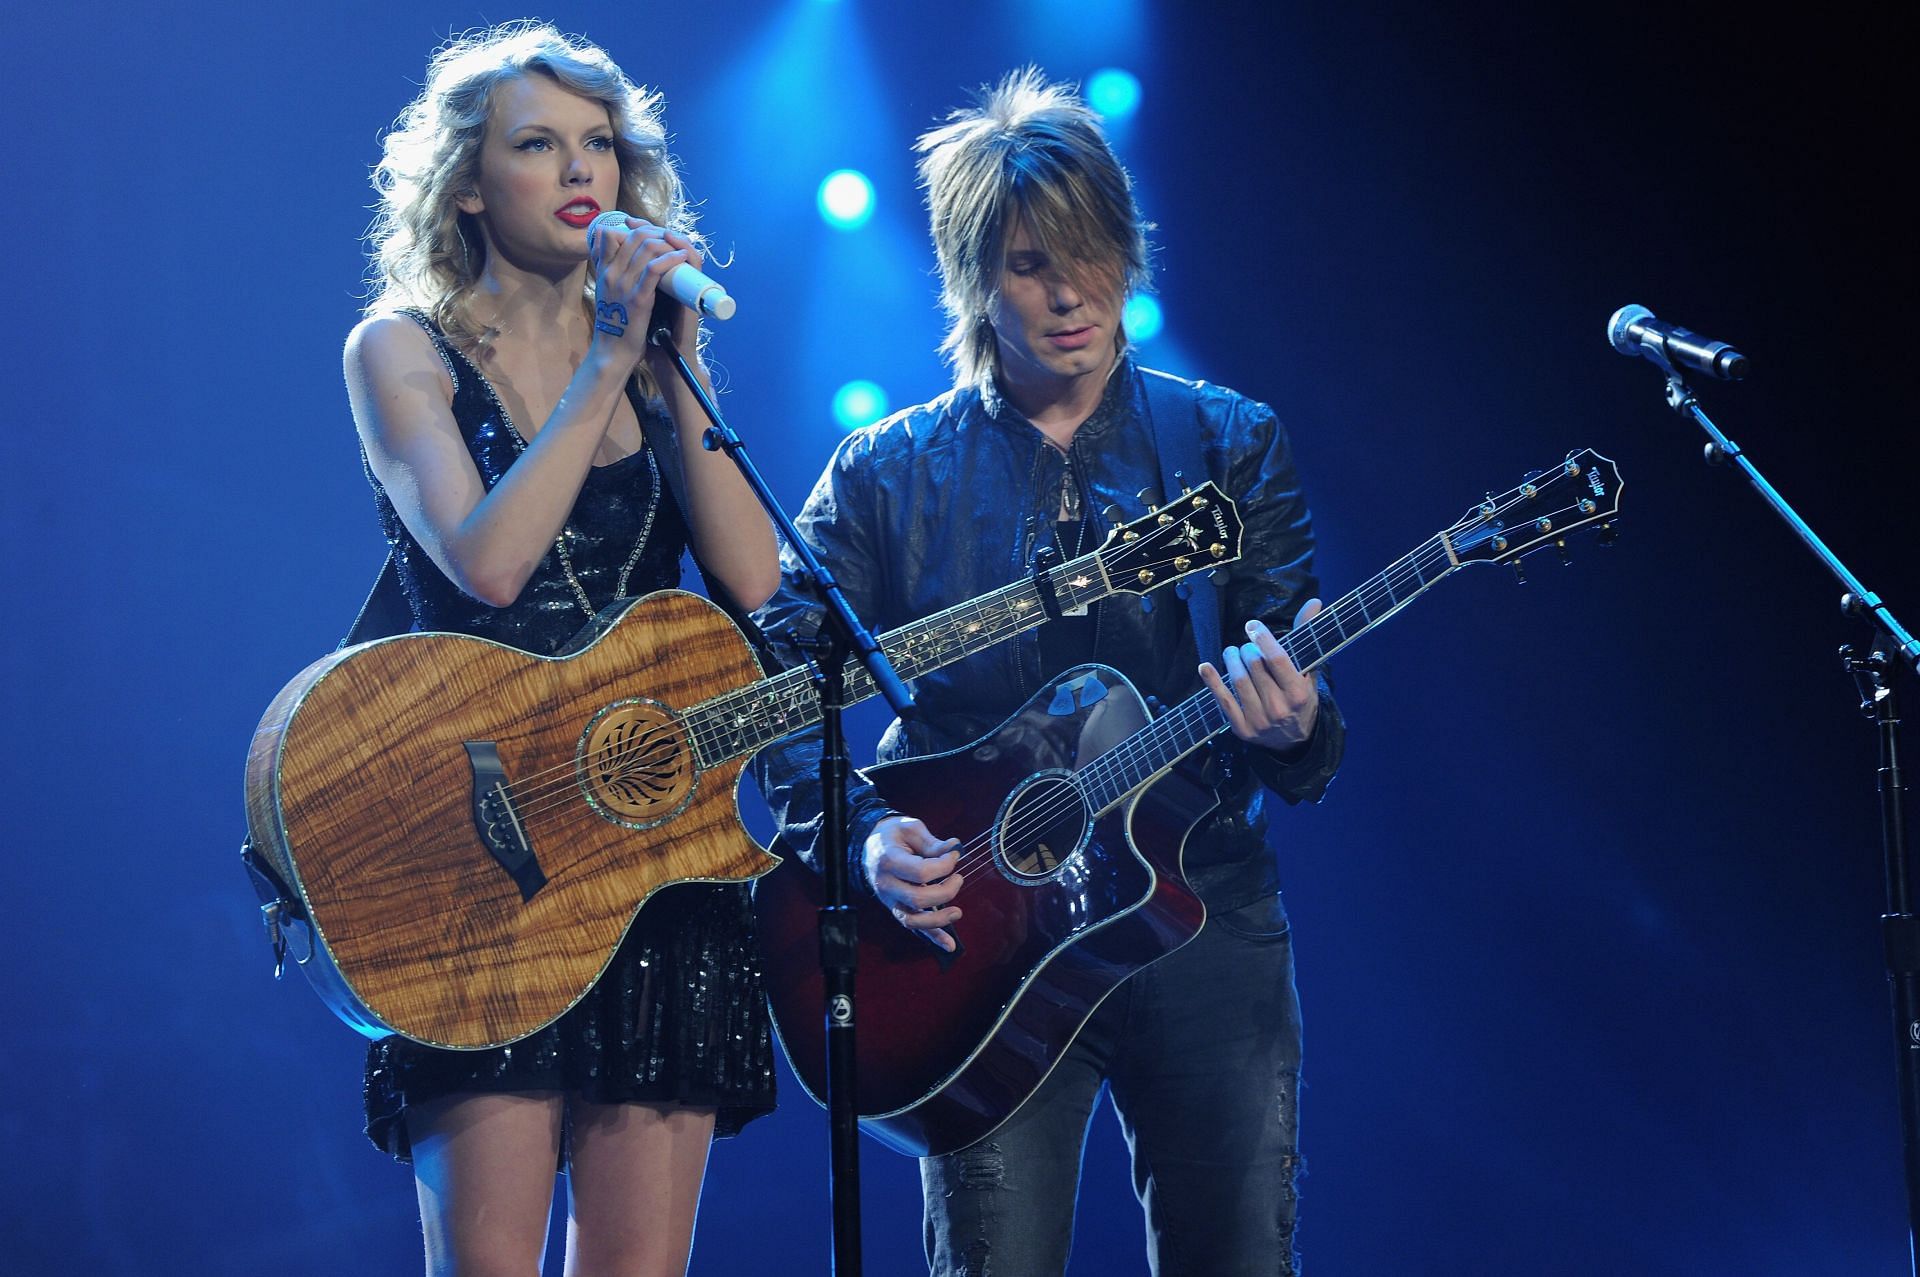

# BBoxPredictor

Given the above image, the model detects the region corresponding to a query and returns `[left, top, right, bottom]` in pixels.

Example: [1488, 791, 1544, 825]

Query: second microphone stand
[1639, 351, 1920, 1267]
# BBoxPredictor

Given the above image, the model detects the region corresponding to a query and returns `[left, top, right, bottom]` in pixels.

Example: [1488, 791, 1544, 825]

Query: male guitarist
[753, 70, 1345, 1275]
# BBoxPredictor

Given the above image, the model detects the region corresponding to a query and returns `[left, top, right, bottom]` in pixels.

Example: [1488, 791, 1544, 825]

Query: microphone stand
[651, 329, 913, 1276]
[1636, 351, 1920, 1268]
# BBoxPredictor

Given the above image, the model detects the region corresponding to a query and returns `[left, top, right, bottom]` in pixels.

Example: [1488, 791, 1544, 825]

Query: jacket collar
[979, 351, 1139, 445]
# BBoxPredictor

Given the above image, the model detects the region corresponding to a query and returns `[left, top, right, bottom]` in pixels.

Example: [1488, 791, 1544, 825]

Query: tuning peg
[1172, 469, 1193, 496]
[1137, 486, 1162, 510]
[1174, 581, 1192, 600]
[1103, 503, 1126, 525]
[1555, 539, 1571, 566]
[1139, 593, 1154, 614]
[1208, 567, 1229, 585]
[1596, 522, 1619, 548]
[1511, 559, 1528, 586]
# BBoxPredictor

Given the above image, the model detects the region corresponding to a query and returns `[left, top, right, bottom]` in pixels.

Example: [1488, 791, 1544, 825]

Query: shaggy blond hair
[915, 68, 1152, 388]
[364, 22, 690, 359]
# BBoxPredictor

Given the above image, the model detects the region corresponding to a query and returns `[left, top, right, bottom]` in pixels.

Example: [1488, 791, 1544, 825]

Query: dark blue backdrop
[2, 2, 1908, 1272]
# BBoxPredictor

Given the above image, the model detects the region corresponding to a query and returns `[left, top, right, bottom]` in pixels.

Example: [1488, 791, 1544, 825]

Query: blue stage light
[817, 169, 876, 231]
[1122, 295, 1163, 343]
[833, 379, 888, 429]
[1087, 67, 1142, 120]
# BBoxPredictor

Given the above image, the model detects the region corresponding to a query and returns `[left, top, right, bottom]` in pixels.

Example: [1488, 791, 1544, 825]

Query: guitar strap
[1137, 365, 1223, 673]
[342, 553, 409, 648]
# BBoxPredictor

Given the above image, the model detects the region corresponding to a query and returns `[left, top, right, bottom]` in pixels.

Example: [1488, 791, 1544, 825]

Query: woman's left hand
[588, 215, 704, 366]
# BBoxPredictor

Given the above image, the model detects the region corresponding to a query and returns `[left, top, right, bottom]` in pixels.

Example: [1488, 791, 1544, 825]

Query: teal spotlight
[833, 379, 888, 429]
[1122, 295, 1163, 343]
[817, 170, 876, 231]
[1087, 68, 1142, 119]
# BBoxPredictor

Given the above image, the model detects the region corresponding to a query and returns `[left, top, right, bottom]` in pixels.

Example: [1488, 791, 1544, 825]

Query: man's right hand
[864, 815, 964, 953]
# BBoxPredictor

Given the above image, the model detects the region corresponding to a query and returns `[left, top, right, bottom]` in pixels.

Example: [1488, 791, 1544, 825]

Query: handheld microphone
[587, 211, 737, 321]
[1608, 304, 1747, 380]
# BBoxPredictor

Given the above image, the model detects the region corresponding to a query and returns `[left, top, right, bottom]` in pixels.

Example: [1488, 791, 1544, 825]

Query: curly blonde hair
[364, 22, 691, 355]
[916, 68, 1153, 388]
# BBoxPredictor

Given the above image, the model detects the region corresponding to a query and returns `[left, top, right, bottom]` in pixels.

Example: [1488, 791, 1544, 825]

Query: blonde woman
[345, 23, 778, 1276]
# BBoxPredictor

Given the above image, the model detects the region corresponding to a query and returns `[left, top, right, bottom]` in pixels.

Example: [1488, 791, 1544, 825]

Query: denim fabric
[922, 892, 1305, 1277]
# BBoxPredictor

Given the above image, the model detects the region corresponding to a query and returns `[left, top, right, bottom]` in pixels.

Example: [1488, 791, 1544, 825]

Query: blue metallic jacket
[751, 356, 1344, 910]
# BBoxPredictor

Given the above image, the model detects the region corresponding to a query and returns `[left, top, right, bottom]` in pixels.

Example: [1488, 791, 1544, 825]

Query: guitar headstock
[1092, 481, 1245, 595]
[1446, 448, 1623, 570]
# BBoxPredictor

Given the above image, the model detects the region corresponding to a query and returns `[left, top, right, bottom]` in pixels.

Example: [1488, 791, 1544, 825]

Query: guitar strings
[499, 485, 1547, 838]
[462, 479, 1594, 855]
[932, 533, 1461, 891]
[937, 479, 1601, 891]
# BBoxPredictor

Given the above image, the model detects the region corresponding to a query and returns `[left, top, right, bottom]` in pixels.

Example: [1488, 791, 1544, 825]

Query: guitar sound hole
[995, 772, 1090, 881]
[579, 699, 696, 830]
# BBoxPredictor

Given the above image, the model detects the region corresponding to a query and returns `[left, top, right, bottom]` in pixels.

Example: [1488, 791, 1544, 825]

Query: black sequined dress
[360, 310, 776, 1161]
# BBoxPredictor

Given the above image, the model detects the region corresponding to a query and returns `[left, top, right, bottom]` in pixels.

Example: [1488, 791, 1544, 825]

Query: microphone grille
[1607, 304, 1653, 355]
[585, 210, 629, 258]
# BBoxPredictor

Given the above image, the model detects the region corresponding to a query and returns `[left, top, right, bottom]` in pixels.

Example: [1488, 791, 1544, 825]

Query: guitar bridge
[464, 741, 548, 902]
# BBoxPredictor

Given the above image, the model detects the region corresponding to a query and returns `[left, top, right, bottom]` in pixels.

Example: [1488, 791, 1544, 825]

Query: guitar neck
[1078, 532, 1462, 814]
[685, 548, 1122, 767]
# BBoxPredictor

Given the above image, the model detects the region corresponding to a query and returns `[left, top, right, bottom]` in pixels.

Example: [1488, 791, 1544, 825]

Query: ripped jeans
[921, 891, 1305, 1277]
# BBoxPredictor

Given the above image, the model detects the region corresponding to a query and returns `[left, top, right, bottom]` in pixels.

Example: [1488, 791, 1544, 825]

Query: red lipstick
[555, 197, 602, 229]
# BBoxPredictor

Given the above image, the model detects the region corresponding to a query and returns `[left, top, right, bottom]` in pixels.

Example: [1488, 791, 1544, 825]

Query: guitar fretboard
[1077, 533, 1460, 813]
[682, 550, 1119, 768]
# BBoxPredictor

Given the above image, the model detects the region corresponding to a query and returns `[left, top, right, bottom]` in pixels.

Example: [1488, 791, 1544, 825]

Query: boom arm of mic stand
[1651, 357, 1920, 675]
[648, 329, 917, 718]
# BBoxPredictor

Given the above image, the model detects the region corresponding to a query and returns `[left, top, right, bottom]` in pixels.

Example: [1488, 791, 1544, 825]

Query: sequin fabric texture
[360, 310, 777, 1161]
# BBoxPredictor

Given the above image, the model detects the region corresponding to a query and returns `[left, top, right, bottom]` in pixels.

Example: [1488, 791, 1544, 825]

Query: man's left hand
[1199, 602, 1322, 754]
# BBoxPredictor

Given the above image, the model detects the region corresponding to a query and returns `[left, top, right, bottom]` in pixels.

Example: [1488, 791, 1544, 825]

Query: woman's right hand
[588, 214, 696, 365]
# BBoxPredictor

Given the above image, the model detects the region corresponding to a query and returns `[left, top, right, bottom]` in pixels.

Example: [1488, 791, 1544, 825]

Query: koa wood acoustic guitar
[757, 449, 1622, 1156]
[245, 485, 1244, 1049]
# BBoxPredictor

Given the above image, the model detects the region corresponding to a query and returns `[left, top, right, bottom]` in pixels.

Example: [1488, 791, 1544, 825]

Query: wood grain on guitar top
[245, 590, 777, 1049]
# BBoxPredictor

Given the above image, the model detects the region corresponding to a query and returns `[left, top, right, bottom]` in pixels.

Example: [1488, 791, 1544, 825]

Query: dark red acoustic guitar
[756, 449, 1623, 1156]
